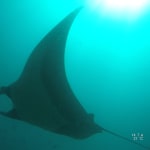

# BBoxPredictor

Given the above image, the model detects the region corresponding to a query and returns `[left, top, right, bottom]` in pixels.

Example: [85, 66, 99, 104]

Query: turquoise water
[0, 0, 150, 150]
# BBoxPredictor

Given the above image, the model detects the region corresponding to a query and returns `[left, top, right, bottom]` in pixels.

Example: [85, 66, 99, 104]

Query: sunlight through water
[87, 0, 150, 21]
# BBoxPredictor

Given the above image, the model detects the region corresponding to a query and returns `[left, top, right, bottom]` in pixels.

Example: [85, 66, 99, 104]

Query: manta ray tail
[102, 128, 150, 150]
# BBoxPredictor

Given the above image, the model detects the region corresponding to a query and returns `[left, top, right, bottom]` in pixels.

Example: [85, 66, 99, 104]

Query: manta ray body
[0, 7, 102, 139]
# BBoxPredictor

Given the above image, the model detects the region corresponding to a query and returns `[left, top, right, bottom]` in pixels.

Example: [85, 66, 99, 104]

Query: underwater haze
[0, 0, 150, 150]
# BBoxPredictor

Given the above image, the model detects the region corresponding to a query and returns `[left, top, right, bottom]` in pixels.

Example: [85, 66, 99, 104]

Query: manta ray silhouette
[0, 7, 150, 150]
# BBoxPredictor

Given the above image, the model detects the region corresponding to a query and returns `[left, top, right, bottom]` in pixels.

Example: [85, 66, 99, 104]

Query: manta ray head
[0, 86, 10, 96]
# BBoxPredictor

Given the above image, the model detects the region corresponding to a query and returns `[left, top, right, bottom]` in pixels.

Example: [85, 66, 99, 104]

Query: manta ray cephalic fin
[0, 109, 21, 120]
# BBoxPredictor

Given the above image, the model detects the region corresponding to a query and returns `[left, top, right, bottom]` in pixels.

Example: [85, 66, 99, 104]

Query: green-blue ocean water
[0, 0, 150, 150]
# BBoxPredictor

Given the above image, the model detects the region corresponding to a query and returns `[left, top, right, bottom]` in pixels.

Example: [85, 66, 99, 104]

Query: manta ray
[0, 7, 150, 150]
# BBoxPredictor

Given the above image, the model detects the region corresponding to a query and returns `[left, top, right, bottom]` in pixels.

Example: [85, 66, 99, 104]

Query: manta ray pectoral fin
[88, 113, 94, 121]
[0, 109, 21, 120]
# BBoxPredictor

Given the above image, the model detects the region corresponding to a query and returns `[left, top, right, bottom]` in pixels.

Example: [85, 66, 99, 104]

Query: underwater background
[0, 0, 150, 150]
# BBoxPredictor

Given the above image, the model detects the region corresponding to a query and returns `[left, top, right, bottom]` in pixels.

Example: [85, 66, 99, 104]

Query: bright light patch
[87, 0, 149, 20]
